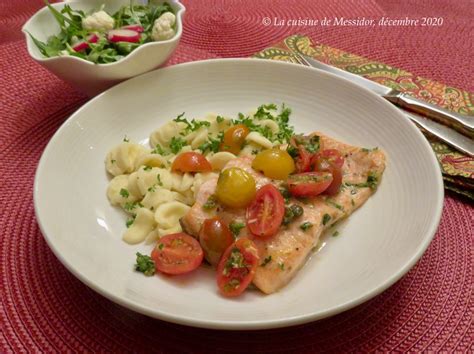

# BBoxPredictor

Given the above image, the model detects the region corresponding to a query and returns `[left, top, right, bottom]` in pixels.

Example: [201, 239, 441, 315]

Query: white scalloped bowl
[22, 0, 185, 96]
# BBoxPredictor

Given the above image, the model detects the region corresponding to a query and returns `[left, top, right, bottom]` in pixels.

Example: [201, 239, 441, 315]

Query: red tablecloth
[1, 0, 473, 352]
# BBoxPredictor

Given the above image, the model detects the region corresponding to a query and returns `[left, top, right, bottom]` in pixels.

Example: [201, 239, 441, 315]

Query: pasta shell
[106, 175, 133, 206]
[150, 121, 182, 148]
[105, 143, 147, 176]
[208, 152, 236, 170]
[154, 201, 190, 229]
[141, 187, 186, 210]
[122, 208, 156, 244]
[134, 154, 167, 170]
[245, 131, 273, 149]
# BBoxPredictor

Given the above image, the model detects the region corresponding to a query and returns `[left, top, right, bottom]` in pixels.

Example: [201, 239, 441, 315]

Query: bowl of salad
[22, 0, 185, 96]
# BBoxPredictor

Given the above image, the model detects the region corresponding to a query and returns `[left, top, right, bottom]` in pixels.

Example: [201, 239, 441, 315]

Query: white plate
[34, 59, 443, 330]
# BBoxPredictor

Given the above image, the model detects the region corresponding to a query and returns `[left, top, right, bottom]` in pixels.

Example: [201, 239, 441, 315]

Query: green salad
[29, 0, 176, 64]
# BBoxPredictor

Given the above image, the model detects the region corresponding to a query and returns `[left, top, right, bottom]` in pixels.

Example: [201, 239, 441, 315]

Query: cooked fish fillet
[181, 133, 386, 294]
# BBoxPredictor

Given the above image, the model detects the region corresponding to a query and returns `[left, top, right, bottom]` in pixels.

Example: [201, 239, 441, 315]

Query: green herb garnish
[169, 136, 186, 154]
[119, 188, 129, 198]
[151, 144, 166, 155]
[260, 256, 272, 267]
[202, 195, 218, 210]
[229, 222, 245, 237]
[134, 252, 155, 276]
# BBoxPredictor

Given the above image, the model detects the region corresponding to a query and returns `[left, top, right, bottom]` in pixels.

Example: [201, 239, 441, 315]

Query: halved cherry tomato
[199, 217, 234, 266]
[216, 238, 259, 297]
[287, 172, 333, 198]
[312, 149, 344, 170]
[171, 152, 212, 173]
[246, 184, 285, 237]
[289, 135, 320, 172]
[311, 149, 345, 195]
[151, 233, 203, 275]
[220, 124, 250, 155]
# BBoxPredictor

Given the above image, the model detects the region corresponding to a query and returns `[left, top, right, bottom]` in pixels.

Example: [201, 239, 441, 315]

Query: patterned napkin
[252, 35, 474, 200]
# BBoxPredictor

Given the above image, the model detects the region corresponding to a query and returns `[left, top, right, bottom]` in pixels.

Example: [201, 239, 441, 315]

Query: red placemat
[1, 0, 473, 352]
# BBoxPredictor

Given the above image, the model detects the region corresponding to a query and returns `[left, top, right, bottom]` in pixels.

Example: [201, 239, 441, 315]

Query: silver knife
[296, 54, 474, 157]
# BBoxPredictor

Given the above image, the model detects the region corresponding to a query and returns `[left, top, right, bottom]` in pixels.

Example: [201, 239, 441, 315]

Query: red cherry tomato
[199, 217, 235, 266]
[151, 233, 203, 275]
[311, 149, 345, 195]
[289, 135, 320, 172]
[246, 184, 285, 238]
[220, 124, 250, 155]
[216, 238, 259, 297]
[171, 152, 212, 173]
[287, 172, 333, 198]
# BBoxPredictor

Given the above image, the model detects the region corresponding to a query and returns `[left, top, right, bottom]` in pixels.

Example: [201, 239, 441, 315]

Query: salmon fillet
[181, 133, 386, 294]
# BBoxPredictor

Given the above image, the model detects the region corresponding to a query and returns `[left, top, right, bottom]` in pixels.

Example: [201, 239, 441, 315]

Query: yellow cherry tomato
[215, 167, 256, 208]
[252, 148, 295, 180]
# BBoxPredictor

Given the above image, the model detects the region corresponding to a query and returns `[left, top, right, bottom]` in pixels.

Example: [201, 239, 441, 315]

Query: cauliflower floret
[151, 12, 176, 41]
[82, 10, 115, 31]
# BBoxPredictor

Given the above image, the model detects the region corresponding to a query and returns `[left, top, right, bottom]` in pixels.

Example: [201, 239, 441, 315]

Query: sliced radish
[72, 40, 89, 52]
[121, 24, 144, 33]
[87, 33, 99, 44]
[107, 29, 140, 43]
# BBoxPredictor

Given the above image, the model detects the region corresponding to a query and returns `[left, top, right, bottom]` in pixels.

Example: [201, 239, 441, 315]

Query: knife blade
[296, 54, 474, 157]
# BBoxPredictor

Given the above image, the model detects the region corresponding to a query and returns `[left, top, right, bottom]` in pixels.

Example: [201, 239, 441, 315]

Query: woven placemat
[1, 0, 473, 352]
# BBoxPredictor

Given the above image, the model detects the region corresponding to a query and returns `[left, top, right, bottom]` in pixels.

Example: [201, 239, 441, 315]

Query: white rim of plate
[33, 58, 444, 330]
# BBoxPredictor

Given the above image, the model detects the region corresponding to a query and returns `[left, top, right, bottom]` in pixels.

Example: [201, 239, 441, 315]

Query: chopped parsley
[229, 222, 245, 237]
[300, 222, 313, 231]
[158, 243, 164, 250]
[327, 199, 344, 211]
[123, 136, 130, 142]
[278, 262, 285, 271]
[151, 144, 166, 155]
[174, 112, 211, 134]
[126, 215, 136, 228]
[260, 256, 272, 267]
[134, 252, 155, 276]
[223, 248, 246, 276]
[119, 188, 129, 198]
[322, 213, 331, 226]
[110, 159, 116, 164]
[361, 147, 378, 153]
[169, 136, 186, 154]
[124, 201, 144, 211]
[216, 115, 225, 123]
[332, 230, 340, 237]
[198, 133, 223, 154]
[202, 195, 218, 210]
[345, 172, 379, 191]
[143, 165, 152, 171]
[148, 184, 157, 193]
[156, 174, 163, 186]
